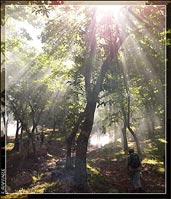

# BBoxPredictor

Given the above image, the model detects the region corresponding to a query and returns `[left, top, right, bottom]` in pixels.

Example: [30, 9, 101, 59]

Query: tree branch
[94, 32, 128, 100]
[67, 111, 86, 142]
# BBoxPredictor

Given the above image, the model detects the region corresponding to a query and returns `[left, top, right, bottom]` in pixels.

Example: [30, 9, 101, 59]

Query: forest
[0, 1, 168, 197]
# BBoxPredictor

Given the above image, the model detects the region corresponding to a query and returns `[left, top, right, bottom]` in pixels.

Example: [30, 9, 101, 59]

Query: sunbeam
[3, 3, 166, 194]
[95, 5, 122, 23]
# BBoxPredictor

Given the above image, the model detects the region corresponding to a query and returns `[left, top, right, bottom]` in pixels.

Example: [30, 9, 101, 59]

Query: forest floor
[3, 132, 165, 198]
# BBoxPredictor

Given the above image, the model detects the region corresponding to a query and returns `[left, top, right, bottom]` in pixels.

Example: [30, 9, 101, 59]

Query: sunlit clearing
[7, 122, 19, 136]
[90, 133, 110, 147]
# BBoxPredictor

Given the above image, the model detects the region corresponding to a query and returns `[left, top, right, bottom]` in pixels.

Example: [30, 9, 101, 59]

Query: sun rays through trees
[2, 1, 166, 194]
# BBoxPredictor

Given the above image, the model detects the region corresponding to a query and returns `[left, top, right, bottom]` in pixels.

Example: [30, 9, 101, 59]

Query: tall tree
[5, 3, 165, 192]
[74, 8, 129, 191]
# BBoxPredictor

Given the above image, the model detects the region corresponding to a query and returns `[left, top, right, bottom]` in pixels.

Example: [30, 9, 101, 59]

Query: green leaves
[4, 4, 165, 148]
[20, 28, 32, 41]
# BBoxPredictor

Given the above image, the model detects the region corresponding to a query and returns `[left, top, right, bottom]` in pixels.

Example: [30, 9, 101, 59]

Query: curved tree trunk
[120, 108, 128, 154]
[73, 42, 127, 192]
[116, 58, 142, 157]
[73, 9, 128, 191]
[122, 123, 128, 153]
[127, 126, 142, 157]
[127, 95, 142, 157]
[75, 101, 96, 192]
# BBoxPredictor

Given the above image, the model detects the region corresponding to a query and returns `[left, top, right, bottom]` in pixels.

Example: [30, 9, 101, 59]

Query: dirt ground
[5, 136, 165, 194]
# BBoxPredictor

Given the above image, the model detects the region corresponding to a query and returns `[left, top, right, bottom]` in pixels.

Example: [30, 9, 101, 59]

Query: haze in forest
[1, 1, 166, 194]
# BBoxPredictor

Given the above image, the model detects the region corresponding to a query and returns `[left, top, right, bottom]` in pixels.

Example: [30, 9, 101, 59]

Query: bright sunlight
[3, 1, 166, 194]
[95, 5, 122, 23]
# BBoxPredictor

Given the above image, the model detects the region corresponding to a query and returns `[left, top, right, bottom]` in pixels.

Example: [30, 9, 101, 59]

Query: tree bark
[13, 120, 21, 152]
[127, 95, 142, 157]
[30, 125, 37, 155]
[74, 45, 127, 191]
[66, 139, 73, 169]
[145, 105, 155, 140]
[116, 58, 142, 157]
[30, 103, 43, 155]
[65, 111, 85, 169]
[75, 101, 96, 192]
[20, 126, 23, 139]
[127, 126, 142, 157]
[75, 132, 90, 192]
[113, 124, 117, 144]
[53, 122, 56, 134]
[122, 123, 128, 153]
[74, 10, 128, 191]
[115, 60, 128, 154]
[5, 117, 9, 138]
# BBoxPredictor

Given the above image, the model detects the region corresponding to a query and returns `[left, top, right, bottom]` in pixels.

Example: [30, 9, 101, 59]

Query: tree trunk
[75, 101, 96, 192]
[145, 104, 155, 140]
[115, 60, 128, 154]
[65, 139, 74, 169]
[73, 38, 127, 191]
[127, 95, 142, 157]
[73, 9, 128, 191]
[116, 58, 142, 157]
[13, 120, 21, 152]
[65, 112, 85, 169]
[5, 117, 9, 138]
[20, 126, 23, 139]
[53, 122, 56, 134]
[30, 126, 36, 155]
[75, 131, 90, 192]
[127, 126, 142, 157]
[122, 123, 128, 154]
[113, 124, 117, 144]
[147, 122, 154, 139]
[120, 106, 128, 154]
